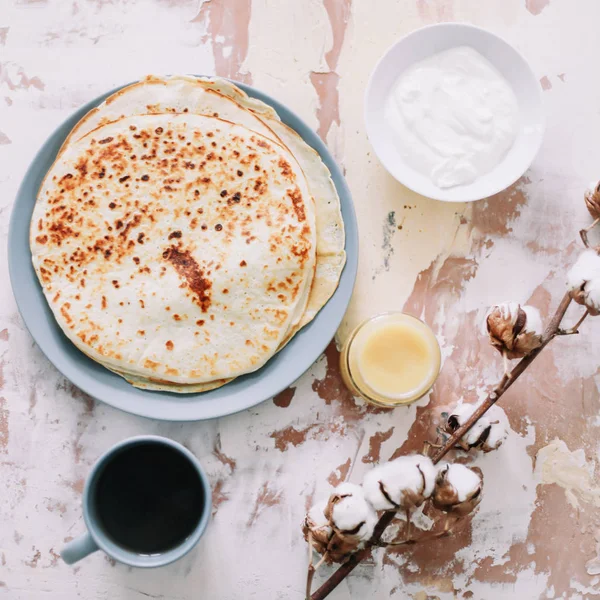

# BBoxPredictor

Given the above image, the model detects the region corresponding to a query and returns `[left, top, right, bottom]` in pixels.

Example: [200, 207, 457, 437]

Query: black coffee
[95, 442, 205, 554]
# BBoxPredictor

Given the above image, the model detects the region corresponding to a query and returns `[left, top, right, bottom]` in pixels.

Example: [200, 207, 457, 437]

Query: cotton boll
[363, 463, 400, 511]
[567, 249, 600, 316]
[445, 464, 482, 502]
[446, 403, 508, 452]
[325, 483, 377, 541]
[486, 302, 543, 359]
[409, 454, 436, 497]
[584, 181, 600, 220]
[363, 455, 436, 511]
[447, 403, 487, 447]
[522, 305, 543, 338]
[303, 500, 332, 556]
[432, 463, 482, 516]
[302, 487, 376, 563]
[307, 500, 330, 530]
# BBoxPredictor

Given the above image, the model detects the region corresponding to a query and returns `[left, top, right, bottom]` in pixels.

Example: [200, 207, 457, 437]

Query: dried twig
[580, 217, 599, 248]
[306, 533, 314, 600]
[373, 515, 456, 547]
[310, 291, 576, 600]
[558, 309, 589, 335]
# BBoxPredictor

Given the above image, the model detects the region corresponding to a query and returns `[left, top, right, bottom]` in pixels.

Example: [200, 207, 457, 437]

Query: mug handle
[61, 531, 99, 565]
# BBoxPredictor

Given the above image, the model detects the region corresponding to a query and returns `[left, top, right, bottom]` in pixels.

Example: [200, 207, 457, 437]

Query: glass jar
[340, 312, 441, 408]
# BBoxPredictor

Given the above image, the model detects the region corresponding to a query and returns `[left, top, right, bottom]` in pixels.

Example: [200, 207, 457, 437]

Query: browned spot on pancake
[286, 187, 305, 222]
[144, 359, 159, 370]
[163, 246, 211, 312]
[227, 192, 242, 206]
[240, 260, 247, 267]
[47, 221, 75, 245]
[75, 158, 88, 176]
[35, 235, 48, 244]
[290, 242, 310, 265]
[278, 158, 293, 179]
[101, 296, 107, 309]
[60, 303, 72, 324]
[168, 230, 182, 240]
[98, 137, 113, 144]
[253, 179, 267, 194]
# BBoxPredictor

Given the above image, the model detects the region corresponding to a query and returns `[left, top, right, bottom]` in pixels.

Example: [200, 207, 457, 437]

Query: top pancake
[31, 112, 317, 384]
[63, 75, 346, 331]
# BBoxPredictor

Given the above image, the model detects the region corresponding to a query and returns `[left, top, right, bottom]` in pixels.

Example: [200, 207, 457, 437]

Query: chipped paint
[213, 433, 237, 472]
[273, 386, 296, 408]
[327, 457, 352, 486]
[526, 0, 551, 16]
[192, 0, 252, 82]
[0, 397, 8, 452]
[247, 481, 282, 527]
[535, 438, 600, 508]
[373, 210, 397, 279]
[362, 427, 395, 463]
[310, 0, 352, 141]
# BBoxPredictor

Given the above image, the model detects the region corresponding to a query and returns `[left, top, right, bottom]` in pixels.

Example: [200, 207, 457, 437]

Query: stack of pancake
[30, 76, 345, 393]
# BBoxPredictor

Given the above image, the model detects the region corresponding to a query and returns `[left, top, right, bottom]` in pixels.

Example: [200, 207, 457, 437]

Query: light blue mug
[61, 435, 212, 567]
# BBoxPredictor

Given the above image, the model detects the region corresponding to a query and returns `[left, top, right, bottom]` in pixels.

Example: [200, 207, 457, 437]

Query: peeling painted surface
[1, 0, 599, 598]
[535, 438, 600, 508]
[540, 75, 552, 90]
[526, 0, 551, 16]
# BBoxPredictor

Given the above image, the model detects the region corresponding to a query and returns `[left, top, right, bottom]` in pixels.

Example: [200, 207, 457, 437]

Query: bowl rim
[364, 22, 545, 203]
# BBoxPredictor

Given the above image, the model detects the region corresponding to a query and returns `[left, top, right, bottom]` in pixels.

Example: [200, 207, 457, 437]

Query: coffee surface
[95, 443, 204, 554]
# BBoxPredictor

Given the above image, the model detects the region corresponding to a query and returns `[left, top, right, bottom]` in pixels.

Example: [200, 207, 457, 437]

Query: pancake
[63, 75, 346, 331]
[31, 113, 317, 386]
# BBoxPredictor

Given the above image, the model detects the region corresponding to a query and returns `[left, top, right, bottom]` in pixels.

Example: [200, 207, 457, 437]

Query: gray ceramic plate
[8, 79, 358, 421]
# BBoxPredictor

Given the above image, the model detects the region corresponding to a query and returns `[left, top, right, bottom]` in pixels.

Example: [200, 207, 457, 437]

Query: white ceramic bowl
[365, 23, 545, 202]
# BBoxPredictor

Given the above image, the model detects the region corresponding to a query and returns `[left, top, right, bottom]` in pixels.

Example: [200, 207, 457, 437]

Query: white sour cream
[385, 46, 520, 189]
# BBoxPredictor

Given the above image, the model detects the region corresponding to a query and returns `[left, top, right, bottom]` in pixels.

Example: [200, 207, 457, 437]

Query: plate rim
[8, 76, 358, 421]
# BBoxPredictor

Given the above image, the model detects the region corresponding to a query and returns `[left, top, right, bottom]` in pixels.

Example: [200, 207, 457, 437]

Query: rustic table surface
[1, 1, 599, 598]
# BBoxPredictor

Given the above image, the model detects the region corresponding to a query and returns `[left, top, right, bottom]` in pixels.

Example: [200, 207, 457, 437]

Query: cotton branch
[310, 292, 576, 600]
